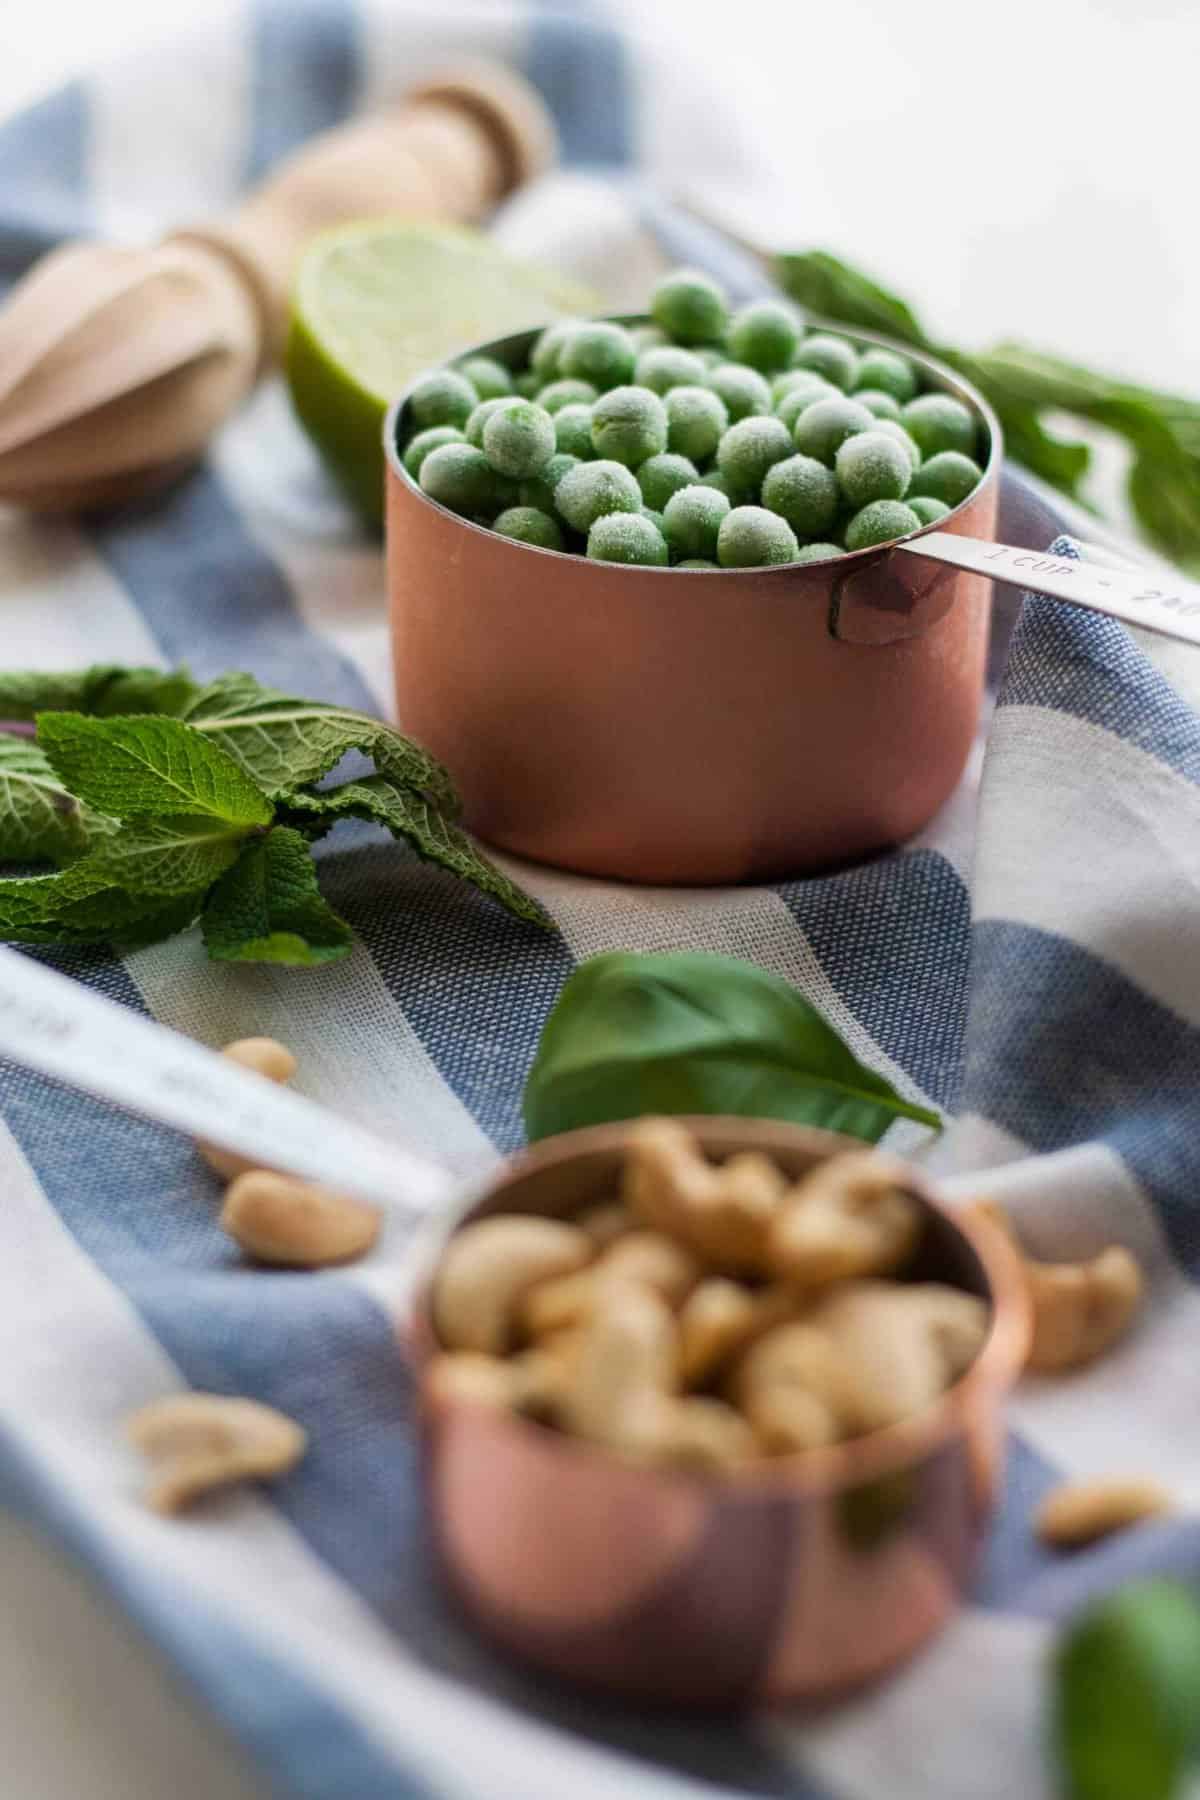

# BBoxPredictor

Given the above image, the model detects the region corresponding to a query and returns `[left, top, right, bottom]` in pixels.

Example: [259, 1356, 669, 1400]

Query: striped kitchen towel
[2, 5, 1199, 1798]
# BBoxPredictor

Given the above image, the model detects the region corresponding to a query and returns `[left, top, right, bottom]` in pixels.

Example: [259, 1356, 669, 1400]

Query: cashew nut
[434, 1215, 592, 1354]
[220, 1171, 380, 1267]
[1035, 1476, 1171, 1548]
[560, 1281, 679, 1449]
[629, 1396, 759, 1471]
[677, 1278, 799, 1386]
[426, 1346, 572, 1424]
[969, 1202, 1144, 1372]
[735, 1280, 988, 1450]
[575, 1202, 633, 1248]
[767, 1151, 921, 1287]
[197, 1037, 298, 1180]
[521, 1229, 699, 1339]
[126, 1393, 306, 1514]
[622, 1118, 785, 1274]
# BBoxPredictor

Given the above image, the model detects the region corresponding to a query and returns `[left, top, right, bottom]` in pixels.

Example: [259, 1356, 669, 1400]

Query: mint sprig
[0, 667, 550, 965]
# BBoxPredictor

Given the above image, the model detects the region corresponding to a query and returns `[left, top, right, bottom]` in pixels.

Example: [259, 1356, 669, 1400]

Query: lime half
[286, 219, 597, 529]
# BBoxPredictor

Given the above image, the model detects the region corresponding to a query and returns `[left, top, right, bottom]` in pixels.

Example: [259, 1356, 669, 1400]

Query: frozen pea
[587, 512, 669, 566]
[792, 334, 858, 392]
[772, 369, 832, 405]
[698, 469, 734, 496]
[465, 395, 519, 448]
[637, 452, 699, 511]
[844, 499, 922, 551]
[554, 404, 596, 459]
[792, 395, 875, 465]
[590, 385, 668, 468]
[760, 453, 839, 539]
[665, 385, 728, 463]
[635, 345, 708, 395]
[650, 268, 729, 345]
[556, 459, 642, 532]
[457, 355, 512, 402]
[872, 418, 921, 472]
[630, 322, 670, 353]
[514, 370, 542, 398]
[402, 425, 464, 481]
[775, 379, 837, 434]
[482, 400, 556, 478]
[909, 450, 982, 507]
[537, 378, 597, 414]
[835, 430, 913, 508]
[492, 506, 564, 551]
[694, 346, 726, 370]
[717, 415, 797, 495]
[642, 506, 667, 534]
[530, 322, 576, 380]
[907, 495, 951, 525]
[560, 321, 636, 389]
[409, 368, 479, 432]
[717, 505, 799, 568]
[663, 483, 731, 559]
[419, 442, 496, 517]
[727, 300, 800, 373]
[677, 558, 719, 569]
[518, 452, 578, 513]
[852, 388, 903, 422]
[902, 393, 977, 458]
[793, 542, 844, 564]
[853, 348, 918, 404]
[708, 362, 772, 423]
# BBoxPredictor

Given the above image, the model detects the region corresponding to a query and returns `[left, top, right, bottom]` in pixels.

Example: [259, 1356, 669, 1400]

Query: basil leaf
[0, 732, 104, 864]
[1055, 1581, 1200, 1800]
[201, 828, 353, 967]
[0, 664, 196, 721]
[280, 775, 551, 928]
[523, 950, 940, 1142]
[180, 672, 459, 810]
[37, 713, 273, 826]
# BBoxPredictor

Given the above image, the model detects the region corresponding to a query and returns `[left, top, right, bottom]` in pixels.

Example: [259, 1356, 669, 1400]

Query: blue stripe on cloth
[523, 12, 635, 167]
[0, 1432, 435, 1800]
[1000, 544, 1200, 788]
[964, 920, 1200, 1270]
[245, 0, 361, 180]
[90, 468, 379, 706]
[0, 82, 88, 294]
[776, 849, 971, 1111]
[973, 1433, 1065, 1609]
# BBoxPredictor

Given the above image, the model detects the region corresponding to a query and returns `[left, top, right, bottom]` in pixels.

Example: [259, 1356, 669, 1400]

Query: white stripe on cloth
[769, 1609, 1053, 1800]
[974, 705, 1200, 1026]
[358, 0, 528, 113]
[509, 861, 942, 1122]
[0, 513, 162, 669]
[88, 0, 250, 237]
[0, 1119, 805, 1800]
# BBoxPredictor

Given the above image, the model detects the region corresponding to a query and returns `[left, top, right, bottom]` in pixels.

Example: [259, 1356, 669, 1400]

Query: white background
[0, 0, 1197, 1795]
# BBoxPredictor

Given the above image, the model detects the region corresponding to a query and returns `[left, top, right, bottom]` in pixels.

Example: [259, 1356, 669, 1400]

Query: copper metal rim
[382, 313, 1004, 576]
[409, 1116, 1030, 1498]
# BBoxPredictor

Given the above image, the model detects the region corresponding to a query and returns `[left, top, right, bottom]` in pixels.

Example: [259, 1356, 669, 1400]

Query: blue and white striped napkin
[2, 5, 1199, 1797]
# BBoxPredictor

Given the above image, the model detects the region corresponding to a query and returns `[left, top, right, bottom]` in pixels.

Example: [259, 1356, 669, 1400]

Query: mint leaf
[0, 664, 196, 722]
[0, 861, 207, 946]
[201, 828, 353, 966]
[281, 776, 550, 928]
[0, 733, 106, 864]
[82, 815, 262, 895]
[37, 714, 273, 826]
[180, 673, 459, 810]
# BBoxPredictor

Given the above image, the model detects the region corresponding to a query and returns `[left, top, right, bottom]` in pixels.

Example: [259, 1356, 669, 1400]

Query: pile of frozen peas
[398, 267, 986, 568]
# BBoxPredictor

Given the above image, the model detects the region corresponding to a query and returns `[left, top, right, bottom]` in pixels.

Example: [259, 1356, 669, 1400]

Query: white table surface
[1, 0, 1198, 1794]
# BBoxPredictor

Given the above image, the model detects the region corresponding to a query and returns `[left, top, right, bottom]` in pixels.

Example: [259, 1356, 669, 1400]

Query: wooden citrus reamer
[0, 63, 556, 513]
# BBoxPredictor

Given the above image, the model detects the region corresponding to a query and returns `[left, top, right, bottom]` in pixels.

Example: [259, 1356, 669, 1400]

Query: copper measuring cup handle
[895, 529, 1200, 648]
[0, 946, 449, 1216]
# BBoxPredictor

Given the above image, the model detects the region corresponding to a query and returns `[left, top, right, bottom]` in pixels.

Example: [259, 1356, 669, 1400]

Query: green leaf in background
[37, 713, 273, 826]
[179, 673, 460, 810]
[0, 664, 197, 722]
[280, 775, 551, 928]
[201, 827, 353, 966]
[523, 950, 940, 1143]
[1054, 1580, 1200, 1800]
[82, 815, 262, 895]
[0, 733, 103, 864]
[775, 250, 930, 347]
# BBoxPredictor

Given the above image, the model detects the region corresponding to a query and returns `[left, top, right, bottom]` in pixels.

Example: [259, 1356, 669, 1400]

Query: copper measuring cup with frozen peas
[385, 318, 1200, 887]
[0, 947, 1029, 1707]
